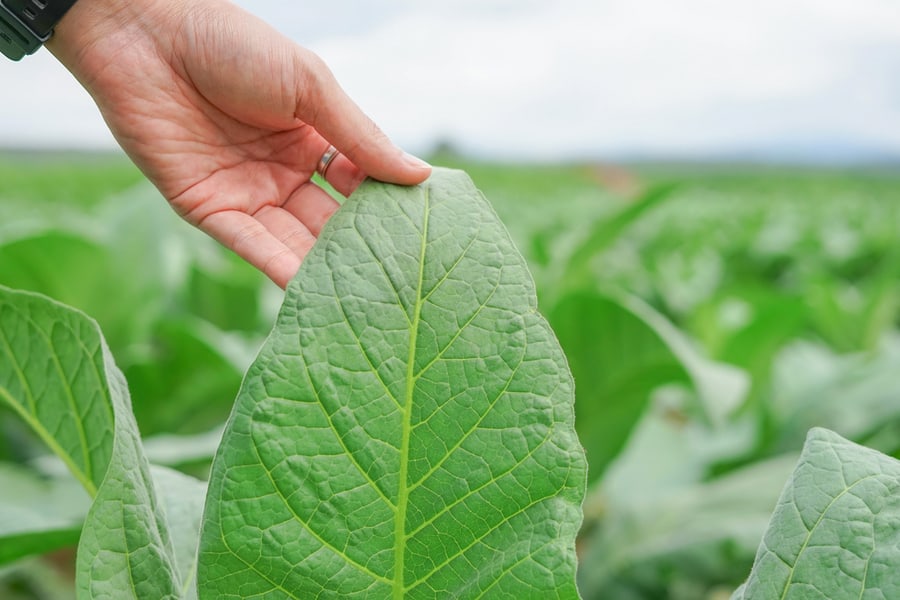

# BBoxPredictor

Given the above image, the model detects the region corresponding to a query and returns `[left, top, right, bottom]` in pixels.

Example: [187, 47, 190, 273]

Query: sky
[1, 0, 899, 163]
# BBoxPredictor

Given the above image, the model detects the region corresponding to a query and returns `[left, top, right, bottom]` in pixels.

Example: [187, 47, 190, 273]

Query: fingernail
[403, 152, 431, 169]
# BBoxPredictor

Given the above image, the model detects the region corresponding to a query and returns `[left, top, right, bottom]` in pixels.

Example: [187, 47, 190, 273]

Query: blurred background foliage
[1, 151, 899, 599]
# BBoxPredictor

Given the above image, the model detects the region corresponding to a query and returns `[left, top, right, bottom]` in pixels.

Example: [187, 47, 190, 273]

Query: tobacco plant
[1, 169, 586, 598]
[2, 169, 899, 599]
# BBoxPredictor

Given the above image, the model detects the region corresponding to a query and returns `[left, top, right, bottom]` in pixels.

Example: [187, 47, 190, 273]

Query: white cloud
[1, 0, 898, 161]
[310, 0, 900, 160]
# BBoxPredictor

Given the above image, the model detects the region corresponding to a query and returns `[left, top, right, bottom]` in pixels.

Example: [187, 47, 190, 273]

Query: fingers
[317, 150, 367, 197]
[198, 210, 303, 289]
[196, 180, 342, 289]
[292, 48, 431, 186]
[281, 181, 341, 236]
[254, 206, 318, 259]
[202, 210, 303, 289]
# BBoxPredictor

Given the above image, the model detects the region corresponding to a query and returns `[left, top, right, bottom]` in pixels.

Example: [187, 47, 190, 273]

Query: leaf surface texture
[199, 169, 586, 598]
[0, 286, 204, 599]
[734, 428, 900, 599]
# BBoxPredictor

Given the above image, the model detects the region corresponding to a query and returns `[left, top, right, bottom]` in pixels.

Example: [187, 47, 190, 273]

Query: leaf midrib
[393, 185, 431, 599]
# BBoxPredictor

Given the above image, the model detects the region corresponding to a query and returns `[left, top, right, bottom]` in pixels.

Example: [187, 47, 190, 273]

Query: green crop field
[2, 152, 899, 599]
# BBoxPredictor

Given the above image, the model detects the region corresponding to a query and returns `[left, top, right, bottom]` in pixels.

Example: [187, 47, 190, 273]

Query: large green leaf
[0, 286, 204, 599]
[199, 169, 586, 598]
[733, 428, 900, 599]
[0, 286, 115, 495]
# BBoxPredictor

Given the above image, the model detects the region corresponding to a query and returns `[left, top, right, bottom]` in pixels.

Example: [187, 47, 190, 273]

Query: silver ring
[316, 145, 339, 178]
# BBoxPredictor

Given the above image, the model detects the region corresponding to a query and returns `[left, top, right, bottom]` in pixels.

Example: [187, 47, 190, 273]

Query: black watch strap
[0, 0, 78, 60]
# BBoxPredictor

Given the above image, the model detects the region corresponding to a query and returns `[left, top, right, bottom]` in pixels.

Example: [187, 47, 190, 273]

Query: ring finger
[311, 140, 367, 197]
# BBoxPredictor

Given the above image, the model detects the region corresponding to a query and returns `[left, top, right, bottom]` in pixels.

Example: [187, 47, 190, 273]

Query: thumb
[292, 48, 431, 185]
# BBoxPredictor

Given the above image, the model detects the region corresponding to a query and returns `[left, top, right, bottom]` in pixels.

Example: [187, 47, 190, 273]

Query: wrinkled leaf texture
[0, 286, 204, 599]
[734, 428, 900, 599]
[198, 169, 586, 599]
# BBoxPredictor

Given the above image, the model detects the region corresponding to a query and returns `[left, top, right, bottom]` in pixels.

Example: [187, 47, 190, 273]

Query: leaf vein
[473, 537, 555, 599]
[393, 184, 431, 598]
[413, 273, 503, 381]
[353, 213, 413, 327]
[419, 233, 479, 305]
[249, 439, 393, 585]
[294, 329, 398, 508]
[331, 281, 404, 411]
[778, 473, 880, 600]
[406, 424, 554, 541]
[0, 305, 100, 496]
[0, 321, 38, 414]
[408, 342, 525, 493]
[405, 475, 563, 593]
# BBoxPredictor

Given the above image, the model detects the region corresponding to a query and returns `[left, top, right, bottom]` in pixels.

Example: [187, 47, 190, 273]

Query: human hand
[47, 0, 431, 288]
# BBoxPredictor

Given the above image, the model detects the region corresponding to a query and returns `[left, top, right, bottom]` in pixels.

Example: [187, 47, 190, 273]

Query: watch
[0, 0, 78, 60]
